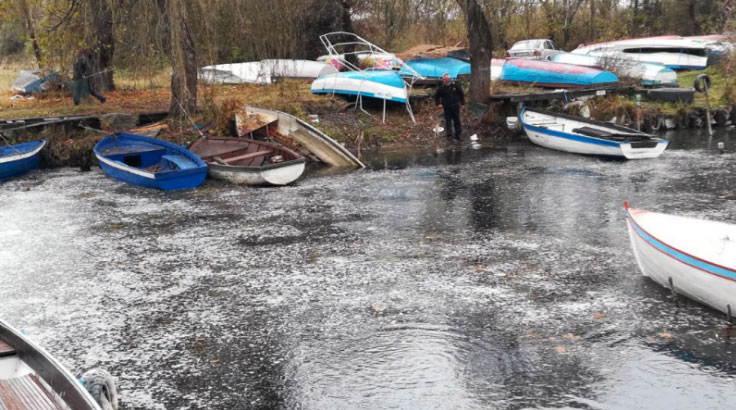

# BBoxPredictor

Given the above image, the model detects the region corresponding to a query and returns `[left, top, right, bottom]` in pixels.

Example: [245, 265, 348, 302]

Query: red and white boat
[625, 203, 736, 316]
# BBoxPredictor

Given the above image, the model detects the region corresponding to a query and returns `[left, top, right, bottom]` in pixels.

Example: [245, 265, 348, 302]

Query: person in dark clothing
[434, 73, 465, 140]
[73, 49, 106, 105]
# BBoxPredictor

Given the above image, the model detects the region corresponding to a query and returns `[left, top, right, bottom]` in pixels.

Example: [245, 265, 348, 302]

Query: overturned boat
[399, 57, 470, 83]
[189, 137, 305, 186]
[519, 107, 668, 159]
[0, 139, 45, 181]
[571, 37, 709, 70]
[552, 53, 677, 86]
[500, 59, 619, 88]
[0, 318, 116, 409]
[625, 203, 736, 316]
[199, 59, 338, 85]
[237, 106, 363, 168]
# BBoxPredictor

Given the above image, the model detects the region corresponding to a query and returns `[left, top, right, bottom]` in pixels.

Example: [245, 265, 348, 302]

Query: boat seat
[572, 126, 614, 138]
[221, 150, 272, 164]
[0, 340, 14, 358]
[101, 142, 164, 156]
[0, 374, 65, 409]
[161, 155, 198, 170]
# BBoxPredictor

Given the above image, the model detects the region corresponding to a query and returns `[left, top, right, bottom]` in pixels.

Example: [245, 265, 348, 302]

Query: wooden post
[705, 87, 714, 136]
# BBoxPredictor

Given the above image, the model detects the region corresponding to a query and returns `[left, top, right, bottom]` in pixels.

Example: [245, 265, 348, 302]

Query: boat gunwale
[626, 207, 736, 282]
[191, 136, 307, 172]
[0, 140, 46, 164]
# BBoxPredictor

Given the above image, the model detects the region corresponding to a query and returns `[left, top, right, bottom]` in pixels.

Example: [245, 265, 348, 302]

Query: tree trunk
[19, 0, 42, 67]
[168, 0, 198, 119]
[458, 0, 492, 104]
[87, 0, 115, 91]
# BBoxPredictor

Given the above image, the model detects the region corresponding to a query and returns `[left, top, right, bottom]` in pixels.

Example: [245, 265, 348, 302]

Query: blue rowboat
[0, 139, 46, 181]
[94, 133, 207, 190]
[311, 70, 408, 103]
[399, 57, 470, 82]
[500, 58, 619, 88]
[519, 107, 668, 159]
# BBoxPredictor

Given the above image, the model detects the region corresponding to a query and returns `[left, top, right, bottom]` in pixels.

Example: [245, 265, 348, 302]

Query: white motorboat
[199, 59, 338, 85]
[571, 37, 709, 70]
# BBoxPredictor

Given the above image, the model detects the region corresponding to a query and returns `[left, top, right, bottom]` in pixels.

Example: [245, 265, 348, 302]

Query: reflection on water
[1, 128, 735, 409]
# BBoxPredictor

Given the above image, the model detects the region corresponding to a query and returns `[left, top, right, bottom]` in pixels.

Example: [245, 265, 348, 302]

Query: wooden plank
[0, 339, 14, 357]
[0, 374, 65, 410]
[223, 150, 272, 164]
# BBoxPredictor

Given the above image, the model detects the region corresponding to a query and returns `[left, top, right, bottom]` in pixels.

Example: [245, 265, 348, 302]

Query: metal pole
[705, 88, 714, 136]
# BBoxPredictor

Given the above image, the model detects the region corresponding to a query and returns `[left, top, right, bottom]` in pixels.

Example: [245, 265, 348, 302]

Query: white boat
[552, 53, 677, 86]
[199, 59, 337, 85]
[571, 37, 708, 70]
[311, 32, 423, 122]
[0, 318, 117, 409]
[625, 203, 736, 316]
[238, 106, 364, 168]
[491, 58, 504, 81]
[519, 107, 668, 159]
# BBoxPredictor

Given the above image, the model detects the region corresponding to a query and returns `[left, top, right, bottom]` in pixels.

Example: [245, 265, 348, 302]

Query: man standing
[72, 49, 106, 105]
[434, 73, 465, 140]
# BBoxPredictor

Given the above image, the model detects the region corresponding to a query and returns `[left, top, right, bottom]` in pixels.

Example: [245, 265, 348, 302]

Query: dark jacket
[434, 82, 465, 110]
[73, 55, 93, 81]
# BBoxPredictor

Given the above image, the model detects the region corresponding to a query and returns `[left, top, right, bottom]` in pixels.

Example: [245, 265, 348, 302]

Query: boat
[237, 106, 364, 168]
[491, 58, 505, 81]
[519, 107, 668, 159]
[94, 133, 207, 190]
[0, 318, 115, 410]
[311, 32, 423, 122]
[189, 136, 305, 186]
[571, 37, 709, 70]
[199, 59, 338, 85]
[646, 87, 695, 104]
[551, 53, 677, 86]
[625, 203, 736, 316]
[500, 59, 619, 88]
[399, 57, 470, 83]
[0, 139, 45, 181]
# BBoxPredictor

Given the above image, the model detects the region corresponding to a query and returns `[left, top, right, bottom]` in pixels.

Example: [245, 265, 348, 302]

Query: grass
[677, 66, 733, 107]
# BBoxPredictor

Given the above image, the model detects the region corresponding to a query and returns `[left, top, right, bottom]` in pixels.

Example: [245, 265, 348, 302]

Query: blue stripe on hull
[628, 214, 736, 282]
[311, 89, 407, 103]
[0, 152, 42, 181]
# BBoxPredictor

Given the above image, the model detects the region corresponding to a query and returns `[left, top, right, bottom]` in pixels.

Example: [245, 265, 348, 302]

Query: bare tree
[18, 0, 42, 67]
[457, 0, 492, 104]
[168, 0, 197, 119]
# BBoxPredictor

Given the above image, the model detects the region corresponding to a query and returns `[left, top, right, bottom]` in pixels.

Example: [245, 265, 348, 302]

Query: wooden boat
[571, 37, 709, 70]
[0, 318, 104, 409]
[189, 137, 305, 186]
[0, 139, 45, 181]
[237, 106, 364, 168]
[625, 203, 736, 316]
[94, 133, 207, 190]
[500, 58, 619, 88]
[519, 107, 668, 159]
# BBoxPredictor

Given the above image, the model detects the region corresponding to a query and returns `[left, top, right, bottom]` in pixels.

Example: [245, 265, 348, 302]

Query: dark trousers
[444, 106, 462, 139]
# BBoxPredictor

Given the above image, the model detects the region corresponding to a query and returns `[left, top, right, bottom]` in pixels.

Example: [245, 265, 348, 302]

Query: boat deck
[0, 341, 13, 358]
[0, 374, 66, 410]
[100, 141, 164, 156]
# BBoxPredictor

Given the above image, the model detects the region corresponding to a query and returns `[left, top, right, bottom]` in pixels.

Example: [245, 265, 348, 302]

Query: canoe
[199, 59, 338, 85]
[237, 106, 364, 168]
[94, 133, 207, 190]
[625, 203, 736, 316]
[0, 139, 45, 181]
[0, 318, 106, 410]
[311, 70, 409, 103]
[571, 37, 708, 70]
[500, 59, 619, 88]
[519, 107, 668, 159]
[551, 53, 677, 86]
[399, 57, 470, 83]
[189, 137, 305, 186]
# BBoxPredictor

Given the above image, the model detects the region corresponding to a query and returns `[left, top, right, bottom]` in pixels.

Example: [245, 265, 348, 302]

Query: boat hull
[94, 133, 208, 190]
[552, 53, 677, 86]
[500, 59, 618, 88]
[311, 71, 408, 103]
[520, 108, 668, 159]
[208, 161, 306, 185]
[625, 206, 736, 315]
[0, 140, 45, 181]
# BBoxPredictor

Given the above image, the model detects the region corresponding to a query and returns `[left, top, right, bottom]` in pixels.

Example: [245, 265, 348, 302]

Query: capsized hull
[500, 59, 618, 88]
[625, 205, 736, 315]
[311, 70, 408, 103]
[552, 53, 677, 86]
